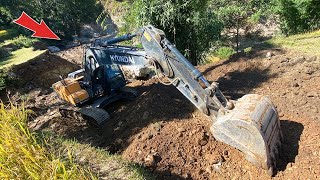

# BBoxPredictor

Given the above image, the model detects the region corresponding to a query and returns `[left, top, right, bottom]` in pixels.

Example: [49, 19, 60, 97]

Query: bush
[212, 46, 235, 60]
[0, 7, 13, 27]
[9, 35, 39, 48]
[0, 29, 20, 42]
[3, 0, 103, 39]
[277, 0, 320, 35]
[0, 47, 11, 59]
[0, 69, 8, 91]
[125, 0, 223, 65]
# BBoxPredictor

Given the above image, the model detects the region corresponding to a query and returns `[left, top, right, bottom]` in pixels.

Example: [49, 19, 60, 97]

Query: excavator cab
[83, 55, 126, 98]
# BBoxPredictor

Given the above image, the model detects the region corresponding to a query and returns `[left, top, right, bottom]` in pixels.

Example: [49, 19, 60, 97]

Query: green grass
[267, 30, 320, 56]
[0, 103, 95, 179]
[0, 47, 46, 68]
[9, 35, 40, 48]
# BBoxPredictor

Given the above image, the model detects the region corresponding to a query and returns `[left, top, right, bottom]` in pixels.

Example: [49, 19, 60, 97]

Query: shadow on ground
[277, 120, 304, 172]
[217, 67, 277, 99]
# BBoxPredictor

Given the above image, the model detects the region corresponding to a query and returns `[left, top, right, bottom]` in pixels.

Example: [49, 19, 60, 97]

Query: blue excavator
[52, 25, 283, 176]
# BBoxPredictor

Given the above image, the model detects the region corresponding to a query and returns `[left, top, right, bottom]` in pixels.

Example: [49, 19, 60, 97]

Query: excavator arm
[135, 25, 282, 175]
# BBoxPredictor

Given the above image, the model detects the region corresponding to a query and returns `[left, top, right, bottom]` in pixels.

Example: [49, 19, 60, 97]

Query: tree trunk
[236, 18, 240, 51]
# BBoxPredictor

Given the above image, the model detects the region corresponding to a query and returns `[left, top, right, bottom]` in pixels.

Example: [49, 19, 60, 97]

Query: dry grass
[0, 102, 95, 179]
[267, 30, 320, 56]
[59, 140, 154, 180]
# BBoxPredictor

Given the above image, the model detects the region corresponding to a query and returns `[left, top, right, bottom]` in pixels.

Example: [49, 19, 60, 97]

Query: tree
[276, 0, 320, 35]
[125, 0, 223, 65]
[1, 0, 102, 39]
[0, 7, 13, 27]
[210, 0, 270, 51]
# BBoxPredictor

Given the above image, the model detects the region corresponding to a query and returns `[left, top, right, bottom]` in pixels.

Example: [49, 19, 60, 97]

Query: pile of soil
[6, 46, 319, 179]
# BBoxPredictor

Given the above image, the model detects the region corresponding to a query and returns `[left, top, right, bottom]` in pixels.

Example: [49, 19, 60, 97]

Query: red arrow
[13, 12, 60, 40]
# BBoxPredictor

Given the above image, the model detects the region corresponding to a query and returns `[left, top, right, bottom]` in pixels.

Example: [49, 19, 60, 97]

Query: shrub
[243, 47, 253, 54]
[277, 0, 320, 35]
[212, 46, 235, 60]
[9, 35, 39, 48]
[125, 0, 223, 65]
[0, 7, 13, 27]
[0, 29, 20, 42]
[0, 69, 8, 91]
[0, 47, 11, 59]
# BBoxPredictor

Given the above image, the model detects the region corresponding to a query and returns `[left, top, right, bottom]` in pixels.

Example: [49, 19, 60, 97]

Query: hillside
[2, 34, 319, 179]
[1, 0, 320, 178]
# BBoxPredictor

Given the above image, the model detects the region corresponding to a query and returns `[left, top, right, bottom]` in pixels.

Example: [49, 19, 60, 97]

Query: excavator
[52, 25, 282, 176]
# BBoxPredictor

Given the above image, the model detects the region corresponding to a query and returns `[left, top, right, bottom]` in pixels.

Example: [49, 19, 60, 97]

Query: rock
[213, 161, 223, 171]
[223, 150, 229, 159]
[145, 152, 161, 166]
[176, 131, 183, 138]
[266, 52, 273, 59]
[198, 132, 209, 146]
[48, 46, 60, 53]
[7, 72, 18, 79]
[290, 56, 305, 66]
[177, 127, 186, 133]
[182, 172, 191, 179]
[292, 82, 299, 87]
[65, 42, 81, 49]
[147, 133, 154, 140]
[279, 112, 285, 117]
[142, 111, 149, 120]
[306, 56, 317, 62]
[115, 138, 123, 144]
[28, 88, 42, 98]
[281, 58, 290, 63]
[151, 122, 162, 132]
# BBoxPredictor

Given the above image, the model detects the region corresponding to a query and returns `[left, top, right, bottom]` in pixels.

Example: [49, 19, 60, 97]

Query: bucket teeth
[211, 94, 282, 176]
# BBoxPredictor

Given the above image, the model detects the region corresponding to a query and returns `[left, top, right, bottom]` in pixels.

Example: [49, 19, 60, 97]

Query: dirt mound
[7, 46, 319, 179]
[9, 51, 80, 90]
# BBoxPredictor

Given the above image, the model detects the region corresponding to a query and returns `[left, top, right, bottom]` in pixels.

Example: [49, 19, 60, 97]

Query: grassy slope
[0, 48, 46, 68]
[61, 140, 154, 180]
[267, 30, 320, 56]
[0, 29, 46, 69]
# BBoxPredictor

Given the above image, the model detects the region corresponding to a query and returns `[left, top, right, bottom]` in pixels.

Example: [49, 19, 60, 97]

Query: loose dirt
[4, 46, 319, 179]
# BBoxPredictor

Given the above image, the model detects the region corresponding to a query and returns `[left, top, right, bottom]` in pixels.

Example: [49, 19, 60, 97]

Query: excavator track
[59, 105, 110, 127]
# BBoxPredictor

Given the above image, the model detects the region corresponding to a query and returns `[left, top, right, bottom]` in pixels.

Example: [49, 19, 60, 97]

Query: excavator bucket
[211, 94, 283, 175]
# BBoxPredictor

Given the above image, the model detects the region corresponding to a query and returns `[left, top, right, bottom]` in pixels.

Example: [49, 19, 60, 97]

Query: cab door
[92, 65, 107, 96]
[105, 64, 126, 93]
